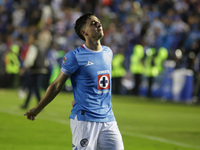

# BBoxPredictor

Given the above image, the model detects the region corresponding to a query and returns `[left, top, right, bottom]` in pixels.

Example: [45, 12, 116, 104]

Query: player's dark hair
[75, 12, 96, 41]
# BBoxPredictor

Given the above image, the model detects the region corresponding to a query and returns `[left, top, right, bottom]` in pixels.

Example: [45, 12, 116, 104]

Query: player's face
[82, 16, 104, 40]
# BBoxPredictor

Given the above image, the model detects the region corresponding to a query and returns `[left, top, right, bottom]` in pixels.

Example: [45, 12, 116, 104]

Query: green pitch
[0, 89, 200, 150]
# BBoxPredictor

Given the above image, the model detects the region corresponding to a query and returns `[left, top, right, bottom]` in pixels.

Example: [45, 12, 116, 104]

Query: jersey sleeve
[61, 51, 79, 76]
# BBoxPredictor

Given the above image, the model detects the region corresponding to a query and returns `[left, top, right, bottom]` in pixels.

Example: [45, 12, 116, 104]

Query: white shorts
[70, 116, 124, 150]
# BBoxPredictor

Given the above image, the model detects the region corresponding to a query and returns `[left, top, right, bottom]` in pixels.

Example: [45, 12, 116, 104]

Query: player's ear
[81, 30, 85, 35]
[81, 30, 88, 36]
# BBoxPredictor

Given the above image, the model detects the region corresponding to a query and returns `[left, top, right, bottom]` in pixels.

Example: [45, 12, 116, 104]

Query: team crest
[98, 74, 110, 90]
[80, 138, 88, 147]
[107, 55, 111, 63]
[63, 56, 67, 63]
[103, 52, 112, 65]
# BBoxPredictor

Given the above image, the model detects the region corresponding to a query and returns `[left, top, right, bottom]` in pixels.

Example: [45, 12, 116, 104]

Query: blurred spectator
[144, 48, 159, 97]
[5, 44, 21, 88]
[21, 33, 49, 109]
[0, 40, 7, 88]
[154, 47, 168, 74]
[130, 44, 144, 96]
[112, 48, 126, 95]
[0, 0, 199, 102]
[12, 4, 25, 28]
[193, 53, 200, 103]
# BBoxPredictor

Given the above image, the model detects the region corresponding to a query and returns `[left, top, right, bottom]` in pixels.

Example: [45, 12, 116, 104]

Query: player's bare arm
[24, 71, 69, 120]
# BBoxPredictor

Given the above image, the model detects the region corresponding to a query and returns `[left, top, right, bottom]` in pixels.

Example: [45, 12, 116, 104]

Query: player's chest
[77, 52, 112, 73]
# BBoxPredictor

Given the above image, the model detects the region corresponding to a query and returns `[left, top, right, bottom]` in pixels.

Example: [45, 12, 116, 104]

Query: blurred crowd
[0, 0, 200, 102]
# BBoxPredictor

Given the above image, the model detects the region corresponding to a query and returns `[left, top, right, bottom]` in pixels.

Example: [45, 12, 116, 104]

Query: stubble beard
[96, 31, 104, 41]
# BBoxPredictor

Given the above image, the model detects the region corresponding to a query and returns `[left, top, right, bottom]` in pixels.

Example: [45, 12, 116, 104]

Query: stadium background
[0, 0, 200, 150]
[0, 0, 200, 103]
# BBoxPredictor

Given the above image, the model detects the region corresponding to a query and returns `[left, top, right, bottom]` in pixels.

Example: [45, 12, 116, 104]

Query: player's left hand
[24, 108, 40, 121]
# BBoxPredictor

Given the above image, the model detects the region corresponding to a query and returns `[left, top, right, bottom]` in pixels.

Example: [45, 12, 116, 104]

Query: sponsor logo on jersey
[98, 74, 110, 90]
[85, 61, 94, 67]
[97, 70, 109, 74]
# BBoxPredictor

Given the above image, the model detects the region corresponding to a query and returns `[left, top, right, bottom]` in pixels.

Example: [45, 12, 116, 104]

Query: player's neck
[85, 40, 101, 51]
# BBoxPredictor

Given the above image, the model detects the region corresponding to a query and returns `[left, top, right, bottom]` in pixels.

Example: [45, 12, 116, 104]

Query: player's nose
[96, 22, 102, 28]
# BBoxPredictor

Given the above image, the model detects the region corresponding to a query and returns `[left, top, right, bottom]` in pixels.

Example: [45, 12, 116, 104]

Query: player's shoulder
[102, 45, 111, 50]
[72, 45, 85, 54]
[102, 45, 113, 56]
[102, 45, 112, 53]
[64, 46, 84, 57]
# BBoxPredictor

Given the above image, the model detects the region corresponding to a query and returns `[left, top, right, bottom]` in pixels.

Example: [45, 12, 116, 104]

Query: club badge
[98, 74, 110, 90]
[63, 56, 67, 64]
[103, 52, 112, 65]
[80, 138, 88, 147]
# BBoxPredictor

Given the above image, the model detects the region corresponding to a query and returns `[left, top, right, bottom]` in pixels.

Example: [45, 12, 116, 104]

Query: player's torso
[69, 45, 115, 122]
[72, 46, 112, 91]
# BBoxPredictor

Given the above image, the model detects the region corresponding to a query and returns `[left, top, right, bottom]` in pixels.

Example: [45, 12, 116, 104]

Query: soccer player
[24, 12, 124, 150]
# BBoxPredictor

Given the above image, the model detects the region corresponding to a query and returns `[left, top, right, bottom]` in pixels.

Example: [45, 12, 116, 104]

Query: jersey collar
[81, 44, 102, 53]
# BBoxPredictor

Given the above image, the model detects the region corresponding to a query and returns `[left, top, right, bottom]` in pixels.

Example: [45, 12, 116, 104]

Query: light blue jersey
[61, 44, 115, 122]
